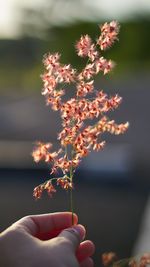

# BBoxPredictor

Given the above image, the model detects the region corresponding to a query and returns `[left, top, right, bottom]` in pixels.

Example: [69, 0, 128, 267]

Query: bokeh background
[0, 0, 150, 266]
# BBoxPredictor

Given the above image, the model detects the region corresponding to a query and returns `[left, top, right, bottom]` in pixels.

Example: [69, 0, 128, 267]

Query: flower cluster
[97, 21, 120, 50]
[102, 252, 118, 266]
[32, 21, 129, 199]
[33, 176, 72, 199]
[102, 252, 150, 267]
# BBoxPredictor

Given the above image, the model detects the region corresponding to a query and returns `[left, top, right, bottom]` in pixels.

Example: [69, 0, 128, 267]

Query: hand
[0, 212, 95, 267]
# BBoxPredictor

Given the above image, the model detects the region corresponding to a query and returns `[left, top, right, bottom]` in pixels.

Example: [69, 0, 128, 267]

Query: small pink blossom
[75, 34, 92, 58]
[46, 95, 62, 110]
[78, 63, 95, 80]
[97, 21, 120, 50]
[77, 80, 94, 97]
[57, 177, 73, 190]
[44, 181, 56, 197]
[95, 57, 115, 75]
[32, 142, 52, 163]
[43, 52, 60, 72]
[41, 74, 57, 95]
[87, 44, 99, 61]
[56, 64, 76, 83]
[33, 181, 56, 199]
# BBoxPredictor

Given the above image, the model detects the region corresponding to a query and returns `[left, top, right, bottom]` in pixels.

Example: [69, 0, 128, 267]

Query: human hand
[0, 212, 95, 267]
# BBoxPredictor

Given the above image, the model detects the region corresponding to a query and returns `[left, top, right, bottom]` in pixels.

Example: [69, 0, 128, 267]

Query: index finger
[15, 212, 78, 238]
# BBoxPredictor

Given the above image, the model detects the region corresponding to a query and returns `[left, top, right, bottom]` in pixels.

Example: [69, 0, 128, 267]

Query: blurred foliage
[0, 19, 150, 93]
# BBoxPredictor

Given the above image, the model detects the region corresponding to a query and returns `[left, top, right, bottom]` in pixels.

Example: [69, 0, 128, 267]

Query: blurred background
[0, 0, 150, 265]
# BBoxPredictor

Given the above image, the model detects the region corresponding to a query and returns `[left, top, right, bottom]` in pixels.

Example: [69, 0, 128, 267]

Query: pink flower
[56, 64, 76, 83]
[95, 57, 115, 75]
[97, 21, 120, 50]
[57, 177, 73, 190]
[46, 95, 62, 110]
[77, 80, 94, 97]
[78, 63, 95, 80]
[43, 53, 60, 72]
[44, 181, 56, 197]
[32, 142, 52, 163]
[87, 44, 99, 61]
[33, 181, 56, 199]
[41, 74, 57, 95]
[33, 185, 43, 199]
[75, 34, 92, 57]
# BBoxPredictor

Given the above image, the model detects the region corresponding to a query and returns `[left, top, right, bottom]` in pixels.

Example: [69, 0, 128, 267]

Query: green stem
[70, 183, 74, 225]
[64, 143, 75, 225]
[70, 166, 74, 225]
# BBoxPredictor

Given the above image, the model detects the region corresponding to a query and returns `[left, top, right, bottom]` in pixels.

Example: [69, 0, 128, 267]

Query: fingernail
[71, 224, 86, 241]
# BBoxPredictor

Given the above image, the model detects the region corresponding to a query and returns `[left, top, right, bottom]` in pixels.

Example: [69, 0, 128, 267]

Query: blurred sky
[0, 0, 150, 39]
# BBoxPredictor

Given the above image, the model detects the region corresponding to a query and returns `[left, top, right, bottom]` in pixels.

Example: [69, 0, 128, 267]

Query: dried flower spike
[32, 21, 129, 203]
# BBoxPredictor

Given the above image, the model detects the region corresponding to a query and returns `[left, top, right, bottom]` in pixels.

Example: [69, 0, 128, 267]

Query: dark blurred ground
[0, 168, 149, 266]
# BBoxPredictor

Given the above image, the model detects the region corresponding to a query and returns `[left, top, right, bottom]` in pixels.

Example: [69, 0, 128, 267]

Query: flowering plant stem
[70, 181, 74, 225]
[32, 21, 129, 215]
[69, 148, 74, 225]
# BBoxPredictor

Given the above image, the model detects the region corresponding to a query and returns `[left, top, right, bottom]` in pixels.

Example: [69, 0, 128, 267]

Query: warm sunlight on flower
[32, 21, 129, 200]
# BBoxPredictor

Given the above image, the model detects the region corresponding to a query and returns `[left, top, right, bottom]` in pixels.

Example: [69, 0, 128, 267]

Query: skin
[0, 212, 95, 267]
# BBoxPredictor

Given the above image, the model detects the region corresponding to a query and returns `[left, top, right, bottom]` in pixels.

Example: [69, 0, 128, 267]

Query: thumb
[58, 224, 86, 251]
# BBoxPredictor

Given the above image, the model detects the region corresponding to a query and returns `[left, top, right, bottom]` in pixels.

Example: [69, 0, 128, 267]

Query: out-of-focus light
[84, 0, 150, 20]
[0, 0, 150, 39]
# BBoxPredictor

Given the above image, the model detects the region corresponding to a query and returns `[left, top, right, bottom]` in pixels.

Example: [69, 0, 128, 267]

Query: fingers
[15, 212, 78, 236]
[58, 224, 85, 251]
[57, 225, 95, 261]
[76, 240, 95, 262]
[80, 257, 94, 267]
